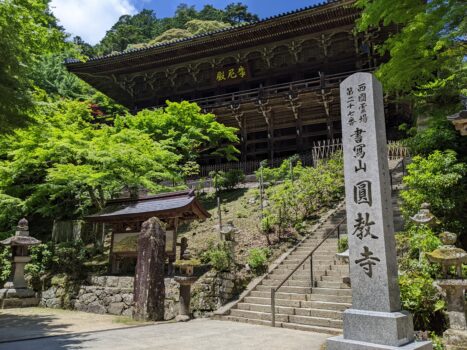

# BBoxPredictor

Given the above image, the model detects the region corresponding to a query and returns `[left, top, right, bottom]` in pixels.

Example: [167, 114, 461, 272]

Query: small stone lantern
[174, 246, 199, 322]
[0, 218, 41, 308]
[410, 202, 437, 227]
[426, 231, 467, 350]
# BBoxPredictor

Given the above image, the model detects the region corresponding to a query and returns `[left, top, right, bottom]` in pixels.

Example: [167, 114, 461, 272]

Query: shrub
[401, 150, 466, 233]
[337, 236, 348, 253]
[210, 169, 245, 191]
[247, 247, 270, 274]
[201, 242, 233, 272]
[0, 246, 11, 286]
[399, 270, 445, 331]
[262, 153, 344, 236]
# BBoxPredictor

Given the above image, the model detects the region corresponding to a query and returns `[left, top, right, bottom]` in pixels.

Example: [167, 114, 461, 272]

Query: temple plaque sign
[215, 64, 248, 84]
[327, 73, 432, 349]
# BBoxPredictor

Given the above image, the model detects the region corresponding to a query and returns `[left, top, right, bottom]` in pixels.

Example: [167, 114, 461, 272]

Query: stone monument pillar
[327, 73, 432, 349]
[133, 217, 166, 321]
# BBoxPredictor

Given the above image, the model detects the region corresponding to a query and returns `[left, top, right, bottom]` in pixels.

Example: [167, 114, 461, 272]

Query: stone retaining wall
[40, 272, 240, 319]
[41, 276, 180, 320]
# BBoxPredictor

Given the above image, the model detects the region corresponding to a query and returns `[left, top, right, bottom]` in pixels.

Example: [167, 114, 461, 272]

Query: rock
[108, 302, 125, 315]
[122, 308, 133, 317]
[122, 293, 133, 306]
[133, 217, 166, 321]
[175, 315, 190, 322]
[80, 293, 97, 304]
[87, 302, 106, 314]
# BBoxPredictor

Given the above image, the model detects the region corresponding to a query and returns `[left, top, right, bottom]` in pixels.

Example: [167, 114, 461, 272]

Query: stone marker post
[327, 73, 432, 349]
[133, 217, 166, 321]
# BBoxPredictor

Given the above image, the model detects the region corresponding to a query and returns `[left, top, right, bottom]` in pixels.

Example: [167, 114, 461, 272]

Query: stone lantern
[0, 218, 41, 308]
[174, 246, 199, 322]
[410, 203, 437, 227]
[426, 231, 467, 350]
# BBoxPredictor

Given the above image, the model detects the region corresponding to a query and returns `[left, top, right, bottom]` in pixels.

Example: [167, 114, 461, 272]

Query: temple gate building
[66, 0, 399, 165]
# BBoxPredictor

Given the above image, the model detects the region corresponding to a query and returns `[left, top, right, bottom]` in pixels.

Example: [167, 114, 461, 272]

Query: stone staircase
[219, 159, 406, 334]
[221, 207, 350, 334]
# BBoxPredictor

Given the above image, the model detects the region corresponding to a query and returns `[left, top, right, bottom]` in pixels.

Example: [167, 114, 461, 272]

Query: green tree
[116, 101, 239, 163]
[223, 3, 259, 24]
[149, 28, 193, 45]
[0, 100, 179, 232]
[0, 0, 65, 132]
[401, 150, 466, 233]
[356, 0, 466, 106]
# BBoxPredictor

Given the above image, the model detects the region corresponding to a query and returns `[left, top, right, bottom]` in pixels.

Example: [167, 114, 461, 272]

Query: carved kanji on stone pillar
[133, 217, 166, 321]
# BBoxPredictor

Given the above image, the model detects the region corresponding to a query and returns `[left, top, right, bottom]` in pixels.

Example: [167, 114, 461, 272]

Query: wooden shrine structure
[85, 190, 210, 275]
[67, 0, 399, 165]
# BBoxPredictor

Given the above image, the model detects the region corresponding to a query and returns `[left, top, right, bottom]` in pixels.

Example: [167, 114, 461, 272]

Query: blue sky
[134, 0, 321, 19]
[50, 0, 322, 45]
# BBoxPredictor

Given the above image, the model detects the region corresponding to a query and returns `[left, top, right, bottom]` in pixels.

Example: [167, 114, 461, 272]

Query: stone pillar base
[444, 329, 467, 350]
[342, 309, 415, 346]
[0, 287, 39, 309]
[327, 336, 433, 350]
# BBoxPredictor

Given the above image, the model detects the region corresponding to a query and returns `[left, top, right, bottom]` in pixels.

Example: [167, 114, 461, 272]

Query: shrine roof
[65, 0, 358, 74]
[85, 190, 210, 222]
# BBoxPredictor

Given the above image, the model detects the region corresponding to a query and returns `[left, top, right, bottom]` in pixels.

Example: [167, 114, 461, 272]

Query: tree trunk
[133, 217, 166, 321]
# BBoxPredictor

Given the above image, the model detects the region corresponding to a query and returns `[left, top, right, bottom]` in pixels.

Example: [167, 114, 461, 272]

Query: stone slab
[342, 308, 414, 346]
[327, 336, 433, 350]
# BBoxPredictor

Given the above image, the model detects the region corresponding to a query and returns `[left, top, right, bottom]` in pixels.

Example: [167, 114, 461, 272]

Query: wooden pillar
[286, 90, 303, 152]
[257, 99, 273, 164]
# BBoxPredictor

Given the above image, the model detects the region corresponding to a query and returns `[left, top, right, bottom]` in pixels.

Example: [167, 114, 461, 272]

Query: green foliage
[261, 153, 344, 236]
[0, 0, 65, 132]
[0, 100, 180, 230]
[201, 242, 233, 272]
[119, 101, 239, 163]
[356, 0, 466, 107]
[401, 150, 466, 233]
[149, 28, 193, 45]
[256, 156, 304, 184]
[95, 4, 257, 55]
[211, 169, 245, 192]
[247, 247, 270, 274]
[399, 270, 445, 331]
[405, 116, 466, 157]
[337, 236, 348, 253]
[0, 246, 11, 286]
[185, 19, 231, 35]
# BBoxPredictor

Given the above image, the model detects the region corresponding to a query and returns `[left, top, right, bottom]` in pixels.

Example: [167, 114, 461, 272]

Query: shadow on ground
[0, 312, 82, 349]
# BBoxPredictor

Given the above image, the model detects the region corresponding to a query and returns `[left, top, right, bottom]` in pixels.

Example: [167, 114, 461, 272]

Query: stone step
[250, 291, 307, 301]
[318, 273, 349, 280]
[244, 297, 301, 308]
[242, 297, 351, 311]
[256, 285, 312, 294]
[281, 321, 343, 335]
[300, 300, 351, 311]
[316, 281, 350, 289]
[222, 315, 343, 335]
[236, 303, 343, 320]
[312, 287, 352, 296]
[307, 293, 352, 303]
[262, 279, 312, 287]
[288, 314, 343, 328]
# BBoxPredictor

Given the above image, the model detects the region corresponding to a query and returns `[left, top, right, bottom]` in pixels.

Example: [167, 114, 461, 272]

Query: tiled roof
[86, 190, 210, 221]
[66, 0, 343, 64]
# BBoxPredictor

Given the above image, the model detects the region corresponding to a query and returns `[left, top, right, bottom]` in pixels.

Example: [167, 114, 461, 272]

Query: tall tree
[357, 0, 466, 107]
[0, 0, 64, 132]
[116, 101, 239, 163]
[223, 3, 259, 24]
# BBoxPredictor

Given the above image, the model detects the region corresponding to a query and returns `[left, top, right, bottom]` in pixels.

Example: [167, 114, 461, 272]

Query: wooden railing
[198, 138, 409, 177]
[190, 68, 374, 109]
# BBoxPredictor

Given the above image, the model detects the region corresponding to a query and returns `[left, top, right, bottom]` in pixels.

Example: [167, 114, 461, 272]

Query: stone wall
[41, 272, 241, 319]
[41, 276, 180, 320]
[190, 271, 238, 317]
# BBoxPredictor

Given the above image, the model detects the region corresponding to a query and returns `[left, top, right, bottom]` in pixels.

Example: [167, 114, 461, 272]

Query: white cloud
[50, 0, 137, 45]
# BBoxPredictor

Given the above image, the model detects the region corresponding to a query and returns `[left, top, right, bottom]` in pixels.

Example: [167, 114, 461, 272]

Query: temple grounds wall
[40, 272, 240, 319]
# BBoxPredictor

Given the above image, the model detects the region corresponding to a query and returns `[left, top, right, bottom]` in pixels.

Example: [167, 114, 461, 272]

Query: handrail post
[271, 288, 276, 327]
[310, 255, 314, 288]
